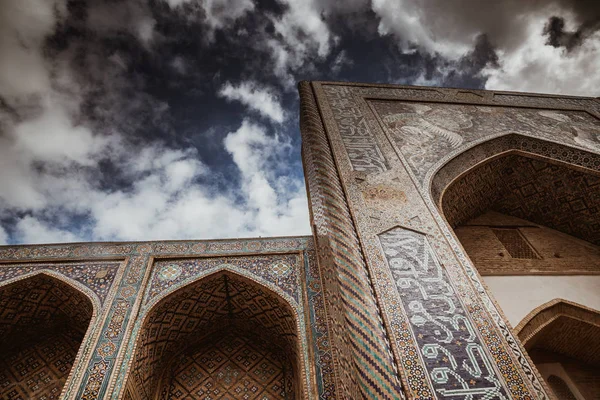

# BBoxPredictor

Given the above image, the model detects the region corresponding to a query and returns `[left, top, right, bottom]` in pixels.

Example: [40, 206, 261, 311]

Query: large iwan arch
[433, 134, 600, 399]
[0, 272, 96, 399]
[123, 269, 307, 400]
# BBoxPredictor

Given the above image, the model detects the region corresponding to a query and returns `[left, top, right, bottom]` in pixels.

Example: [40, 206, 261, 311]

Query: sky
[0, 0, 599, 245]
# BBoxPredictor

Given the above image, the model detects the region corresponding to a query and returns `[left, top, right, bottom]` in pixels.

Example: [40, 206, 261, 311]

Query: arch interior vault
[0, 274, 93, 399]
[125, 271, 303, 400]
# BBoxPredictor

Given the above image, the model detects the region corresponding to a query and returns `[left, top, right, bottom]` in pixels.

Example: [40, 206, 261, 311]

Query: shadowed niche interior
[438, 150, 600, 274]
[124, 271, 303, 400]
[517, 300, 600, 400]
[436, 148, 600, 399]
[0, 274, 94, 400]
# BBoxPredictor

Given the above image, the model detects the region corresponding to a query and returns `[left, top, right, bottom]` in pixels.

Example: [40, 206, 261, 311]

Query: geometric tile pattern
[148, 254, 300, 304]
[443, 153, 600, 245]
[162, 331, 289, 399]
[0, 261, 120, 306]
[127, 272, 300, 399]
[0, 274, 93, 400]
[304, 245, 337, 399]
[300, 82, 403, 399]
[0, 274, 93, 352]
[0, 333, 82, 400]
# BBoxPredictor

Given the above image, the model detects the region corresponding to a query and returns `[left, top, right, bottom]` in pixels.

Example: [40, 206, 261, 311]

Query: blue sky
[0, 0, 599, 244]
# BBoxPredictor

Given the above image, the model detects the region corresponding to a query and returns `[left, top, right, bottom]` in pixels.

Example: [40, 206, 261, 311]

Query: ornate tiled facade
[0, 82, 599, 399]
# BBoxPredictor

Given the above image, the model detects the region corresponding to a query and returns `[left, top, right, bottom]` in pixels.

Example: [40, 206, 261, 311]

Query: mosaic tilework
[0, 333, 82, 400]
[304, 246, 337, 399]
[0, 274, 94, 400]
[301, 81, 403, 399]
[441, 152, 600, 246]
[127, 271, 302, 399]
[378, 227, 509, 399]
[148, 254, 300, 304]
[0, 274, 93, 350]
[371, 100, 600, 185]
[162, 331, 290, 399]
[322, 85, 389, 173]
[0, 261, 120, 306]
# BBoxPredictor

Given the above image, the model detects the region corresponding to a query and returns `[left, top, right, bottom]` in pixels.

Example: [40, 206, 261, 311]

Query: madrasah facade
[0, 81, 599, 400]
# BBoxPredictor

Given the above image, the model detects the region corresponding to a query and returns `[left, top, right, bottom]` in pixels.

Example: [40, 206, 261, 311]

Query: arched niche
[433, 134, 600, 276]
[432, 135, 600, 399]
[515, 299, 600, 400]
[0, 272, 95, 399]
[124, 270, 306, 400]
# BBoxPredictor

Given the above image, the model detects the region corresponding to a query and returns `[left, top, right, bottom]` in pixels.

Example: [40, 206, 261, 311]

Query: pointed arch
[429, 133, 600, 204]
[514, 299, 600, 399]
[515, 299, 600, 350]
[124, 266, 309, 400]
[0, 271, 97, 400]
[0, 269, 101, 315]
[430, 133, 600, 233]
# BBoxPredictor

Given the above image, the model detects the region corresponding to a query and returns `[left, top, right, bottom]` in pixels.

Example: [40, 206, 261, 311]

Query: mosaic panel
[128, 272, 302, 399]
[379, 227, 510, 399]
[148, 254, 300, 304]
[322, 85, 389, 173]
[370, 100, 600, 184]
[310, 82, 556, 399]
[442, 153, 600, 245]
[0, 333, 82, 400]
[301, 82, 403, 399]
[162, 331, 290, 400]
[304, 246, 337, 399]
[0, 261, 120, 306]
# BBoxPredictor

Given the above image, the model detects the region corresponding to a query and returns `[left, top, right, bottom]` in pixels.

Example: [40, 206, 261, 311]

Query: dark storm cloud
[543, 15, 600, 51]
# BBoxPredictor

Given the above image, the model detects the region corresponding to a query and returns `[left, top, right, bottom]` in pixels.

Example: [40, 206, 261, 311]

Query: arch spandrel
[122, 260, 312, 400]
[0, 269, 102, 315]
[145, 253, 301, 307]
[0, 261, 121, 307]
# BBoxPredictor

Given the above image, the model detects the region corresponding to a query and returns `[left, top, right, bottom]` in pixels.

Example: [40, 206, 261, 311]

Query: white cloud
[256, 0, 337, 87]
[484, 17, 600, 96]
[0, 0, 66, 102]
[218, 81, 286, 123]
[273, 0, 333, 58]
[224, 120, 309, 236]
[0, 225, 8, 245]
[0, 0, 311, 245]
[14, 216, 80, 244]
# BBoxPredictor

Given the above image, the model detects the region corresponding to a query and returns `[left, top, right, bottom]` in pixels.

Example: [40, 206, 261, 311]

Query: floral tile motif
[148, 254, 300, 304]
